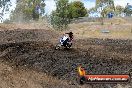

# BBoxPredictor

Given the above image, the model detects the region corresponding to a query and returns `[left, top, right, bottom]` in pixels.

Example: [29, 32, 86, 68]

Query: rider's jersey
[62, 35, 69, 41]
[60, 35, 69, 45]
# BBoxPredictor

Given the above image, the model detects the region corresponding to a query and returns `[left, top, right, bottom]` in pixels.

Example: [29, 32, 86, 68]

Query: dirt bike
[55, 37, 72, 50]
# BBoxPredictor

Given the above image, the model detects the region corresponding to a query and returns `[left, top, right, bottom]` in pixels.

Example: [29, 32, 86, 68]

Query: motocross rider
[61, 32, 73, 47]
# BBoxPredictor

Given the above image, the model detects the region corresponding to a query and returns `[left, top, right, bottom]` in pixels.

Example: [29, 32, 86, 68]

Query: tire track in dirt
[0, 28, 132, 88]
[0, 38, 131, 88]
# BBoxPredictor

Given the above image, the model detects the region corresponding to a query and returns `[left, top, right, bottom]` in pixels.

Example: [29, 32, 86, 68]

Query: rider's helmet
[68, 31, 73, 41]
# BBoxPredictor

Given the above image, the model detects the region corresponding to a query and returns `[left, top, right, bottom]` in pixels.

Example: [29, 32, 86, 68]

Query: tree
[95, 0, 115, 17]
[0, 0, 12, 22]
[50, 0, 70, 30]
[124, 3, 132, 16]
[89, 0, 114, 17]
[101, 6, 113, 17]
[50, 0, 87, 30]
[96, 0, 115, 9]
[10, 0, 45, 22]
[69, 1, 87, 19]
[92, 0, 115, 25]
[115, 5, 124, 16]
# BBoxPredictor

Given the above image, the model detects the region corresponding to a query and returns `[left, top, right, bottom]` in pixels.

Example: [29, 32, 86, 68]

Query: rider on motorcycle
[60, 32, 73, 47]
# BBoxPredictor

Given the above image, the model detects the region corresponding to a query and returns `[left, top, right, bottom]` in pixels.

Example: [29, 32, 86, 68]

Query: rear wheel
[67, 42, 72, 48]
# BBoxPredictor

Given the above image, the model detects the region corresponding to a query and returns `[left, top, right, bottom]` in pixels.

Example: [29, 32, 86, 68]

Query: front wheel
[55, 44, 61, 50]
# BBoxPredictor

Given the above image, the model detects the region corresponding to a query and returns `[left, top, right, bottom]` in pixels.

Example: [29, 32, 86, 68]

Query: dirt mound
[0, 61, 82, 88]
[0, 38, 132, 88]
[0, 29, 59, 44]
[0, 24, 132, 88]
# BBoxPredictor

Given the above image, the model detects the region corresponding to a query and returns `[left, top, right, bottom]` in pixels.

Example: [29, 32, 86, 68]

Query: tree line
[1, 0, 132, 29]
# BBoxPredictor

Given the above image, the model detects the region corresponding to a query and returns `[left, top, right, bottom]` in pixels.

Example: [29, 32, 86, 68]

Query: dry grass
[69, 18, 132, 40]
[0, 20, 52, 30]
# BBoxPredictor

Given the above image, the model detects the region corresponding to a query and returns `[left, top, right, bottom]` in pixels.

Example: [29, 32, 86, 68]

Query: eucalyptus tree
[0, 0, 12, 22]
[10, 0, 45, 22]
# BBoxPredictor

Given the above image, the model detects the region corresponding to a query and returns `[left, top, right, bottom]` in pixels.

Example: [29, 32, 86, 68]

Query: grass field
[69, 17, 132, 39]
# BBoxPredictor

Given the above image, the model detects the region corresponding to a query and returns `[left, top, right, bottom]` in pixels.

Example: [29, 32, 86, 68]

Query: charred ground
[0, 21, 132, 88]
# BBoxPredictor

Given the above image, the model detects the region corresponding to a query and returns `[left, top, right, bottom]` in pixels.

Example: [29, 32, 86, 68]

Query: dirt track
[0, 28, 131, 88]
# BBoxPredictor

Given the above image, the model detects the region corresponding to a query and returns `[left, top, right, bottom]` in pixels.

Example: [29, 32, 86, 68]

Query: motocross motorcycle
[55, 36, 72, 50]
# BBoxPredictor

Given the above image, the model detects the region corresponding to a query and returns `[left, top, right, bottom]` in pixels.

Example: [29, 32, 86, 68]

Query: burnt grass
[0, 38, 132, 88]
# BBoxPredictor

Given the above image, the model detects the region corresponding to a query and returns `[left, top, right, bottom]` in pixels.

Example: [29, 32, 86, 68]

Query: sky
[1, 0, 132, 21]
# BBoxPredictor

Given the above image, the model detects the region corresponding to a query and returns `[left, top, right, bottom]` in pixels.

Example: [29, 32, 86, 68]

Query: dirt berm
[0, 29, 132, 88]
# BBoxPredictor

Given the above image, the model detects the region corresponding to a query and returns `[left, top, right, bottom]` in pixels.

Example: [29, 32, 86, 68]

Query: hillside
[69, 17, 132, 39]
[0, 19, 132, 88]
